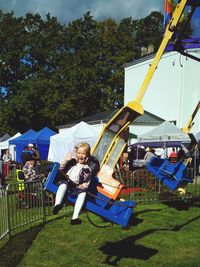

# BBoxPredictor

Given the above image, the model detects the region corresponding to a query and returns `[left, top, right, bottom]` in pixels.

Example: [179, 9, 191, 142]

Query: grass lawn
[1, 200, 200, 267]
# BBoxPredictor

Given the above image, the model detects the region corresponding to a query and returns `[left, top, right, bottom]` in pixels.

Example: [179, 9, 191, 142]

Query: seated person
[52, 142, 100, 225]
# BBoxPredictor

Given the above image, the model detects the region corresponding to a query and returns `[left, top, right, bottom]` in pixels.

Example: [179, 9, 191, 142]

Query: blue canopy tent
[9, 129, 37, 162]
[34, 127, 57, 160]
[9, 127, 56, 162]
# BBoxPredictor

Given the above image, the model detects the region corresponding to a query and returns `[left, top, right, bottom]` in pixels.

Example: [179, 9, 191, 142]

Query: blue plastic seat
[146, 157, 193, 190]
[43, 162, 136, 227]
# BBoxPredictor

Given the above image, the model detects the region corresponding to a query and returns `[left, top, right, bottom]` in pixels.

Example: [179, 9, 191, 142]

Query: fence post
[6, 185, 11, 240]
[194, 149, 197, 197]
[41, 183, 46, 224]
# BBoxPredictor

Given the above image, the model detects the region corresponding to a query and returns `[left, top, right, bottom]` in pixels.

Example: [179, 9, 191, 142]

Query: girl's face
[76, 147, 88, 164]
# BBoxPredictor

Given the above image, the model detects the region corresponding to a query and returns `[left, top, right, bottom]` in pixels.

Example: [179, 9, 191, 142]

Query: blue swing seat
[146, 157, 193, 190]
[43, 162, 136, 228]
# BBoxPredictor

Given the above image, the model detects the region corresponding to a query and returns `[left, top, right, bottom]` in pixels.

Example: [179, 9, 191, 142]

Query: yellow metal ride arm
[181, 100, 200, 134]
[92, 0, 188, 169]
[177, 100, 200, 194]
[91, 0, 193, 199]
[181, 100, 200, 166]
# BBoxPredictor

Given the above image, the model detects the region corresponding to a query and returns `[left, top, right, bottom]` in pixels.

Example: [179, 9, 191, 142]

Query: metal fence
[0, 187, 9, 240]
[0, 180, 73, 243]
[1, 167, 200, 243]
[116, 167, 200, 202]
[7, 163, 17, 180]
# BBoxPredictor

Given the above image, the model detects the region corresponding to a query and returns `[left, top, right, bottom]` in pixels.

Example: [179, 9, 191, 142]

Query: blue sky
[0, 0, 164, 24]
[0, 1, 199, 34]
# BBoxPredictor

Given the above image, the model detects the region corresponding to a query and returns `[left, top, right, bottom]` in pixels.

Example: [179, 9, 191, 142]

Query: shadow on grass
[0, 224, 44, 267]
[163, 197, 200, 211]
[85, 208, 163, 229]
[124, 208, 164, 229]
[99, 214, 200, 266]
[134, 208, 163, 216]
[86, 212, 115, 228]
[100, 229, 159, 266]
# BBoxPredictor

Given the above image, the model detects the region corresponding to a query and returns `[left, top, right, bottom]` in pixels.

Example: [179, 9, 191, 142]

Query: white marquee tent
[137, 121, 190, 146]
[48, 121, 102, 163]
[0, 132, 21, 160]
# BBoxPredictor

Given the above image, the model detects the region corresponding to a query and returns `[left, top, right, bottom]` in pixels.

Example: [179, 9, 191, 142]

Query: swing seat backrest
[147, 157, 193, 190]
[96, 164, 125, 200]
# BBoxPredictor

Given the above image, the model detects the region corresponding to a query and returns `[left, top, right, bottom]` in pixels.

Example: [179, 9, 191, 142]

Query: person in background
[177, 146, 186, 162]
[161, 146, 167, 159]
[31, 144, 41, 176]
[22, 160, 40, 182]
[21, 144, 40, 173]
[53, 142, 100, 225]
[144, 147, 156, 165]
[21, 145, 35, 165]
[0, 157, 5, 187]
[2, 149, 12, 178]
[169, 147, 177, 163]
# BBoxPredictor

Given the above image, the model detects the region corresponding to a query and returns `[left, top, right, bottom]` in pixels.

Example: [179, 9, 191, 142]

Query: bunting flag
[164, 0, 172, 29]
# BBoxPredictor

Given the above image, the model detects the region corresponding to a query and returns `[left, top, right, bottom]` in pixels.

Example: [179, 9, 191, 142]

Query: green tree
[0, 9, 164, 135]
[136, 11, 163, 56]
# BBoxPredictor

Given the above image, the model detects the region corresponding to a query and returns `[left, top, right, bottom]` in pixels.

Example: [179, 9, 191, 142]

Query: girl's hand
[77, 183, 87, 190]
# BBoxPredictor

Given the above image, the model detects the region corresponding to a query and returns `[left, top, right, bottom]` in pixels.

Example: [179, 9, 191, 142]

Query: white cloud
[1, 0, 163, 24]
[90, 0, 163, 21]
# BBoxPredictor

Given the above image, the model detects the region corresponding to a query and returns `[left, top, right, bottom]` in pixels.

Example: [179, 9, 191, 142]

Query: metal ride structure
[44, 0, 200, 227]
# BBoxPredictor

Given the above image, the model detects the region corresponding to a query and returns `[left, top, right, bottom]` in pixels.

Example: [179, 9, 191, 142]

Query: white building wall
[124, 49, 200, 134]
[181, 51, 200, 128]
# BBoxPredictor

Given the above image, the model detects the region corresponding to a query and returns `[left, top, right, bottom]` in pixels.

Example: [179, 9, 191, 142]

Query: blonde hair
[75, 142, 91, 156]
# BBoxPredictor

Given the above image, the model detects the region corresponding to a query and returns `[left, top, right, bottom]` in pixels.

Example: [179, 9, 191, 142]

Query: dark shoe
[52, 204, 63, 215]
[70, 218, 82, 225]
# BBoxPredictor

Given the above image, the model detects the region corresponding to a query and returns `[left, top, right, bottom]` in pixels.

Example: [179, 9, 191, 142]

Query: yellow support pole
[92, 0, 188, 166]
[181, 100, 200, 134]
[135, 0, 188, 104]
[181, 100, 200, 167]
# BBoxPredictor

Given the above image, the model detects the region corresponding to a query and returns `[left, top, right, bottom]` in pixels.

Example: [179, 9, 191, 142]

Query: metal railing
[115, 167, 200, 202]
[7, 163, 17, 179]
[0, 180, 73, 244]
[0, 187, 9, 240]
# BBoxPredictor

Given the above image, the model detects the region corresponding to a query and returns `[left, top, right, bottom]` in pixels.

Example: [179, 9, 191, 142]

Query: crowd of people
[21, 143, 41, 181]
[143, 146, 187, 165]
[127, 144, 199, 172]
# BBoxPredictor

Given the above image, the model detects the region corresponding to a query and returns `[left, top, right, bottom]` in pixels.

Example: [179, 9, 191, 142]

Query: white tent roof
[138, 121, 189, 143]
[48, 121, 101, 163]
[0, 132, 21, 160]
[0, 132, 21, 149]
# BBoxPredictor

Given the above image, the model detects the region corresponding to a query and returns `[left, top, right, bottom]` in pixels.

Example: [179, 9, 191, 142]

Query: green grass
[1, 200, 200, 267]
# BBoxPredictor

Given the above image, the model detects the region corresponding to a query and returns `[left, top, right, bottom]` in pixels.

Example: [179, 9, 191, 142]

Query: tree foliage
[0, 10, 164, 135]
